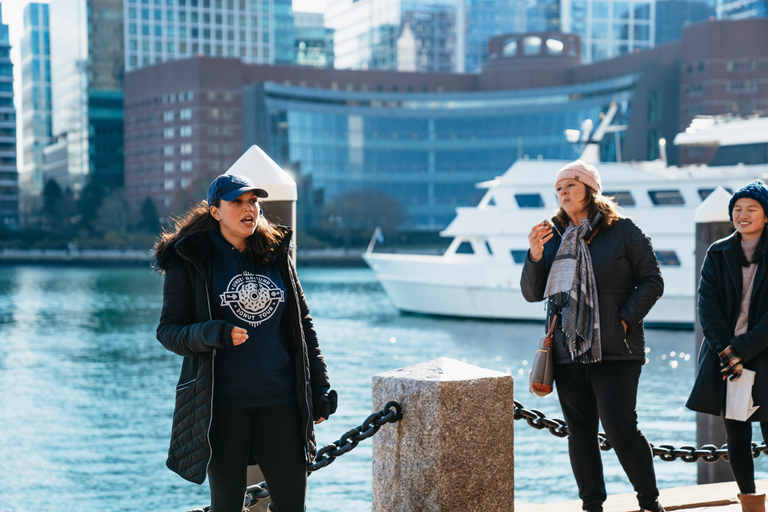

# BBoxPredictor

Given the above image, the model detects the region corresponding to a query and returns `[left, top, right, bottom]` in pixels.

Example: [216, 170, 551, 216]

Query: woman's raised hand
[528, 220, 554, 262]
[231, 326, 249, 346]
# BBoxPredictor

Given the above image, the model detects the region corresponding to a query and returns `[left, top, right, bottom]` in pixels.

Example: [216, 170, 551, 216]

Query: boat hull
[363, 253, 693, 328]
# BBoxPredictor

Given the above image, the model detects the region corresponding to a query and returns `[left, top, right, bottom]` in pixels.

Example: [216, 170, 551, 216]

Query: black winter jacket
[155, 228, 330, 484]
[521, 217, 664, 363]
[687, 231, 768, 421]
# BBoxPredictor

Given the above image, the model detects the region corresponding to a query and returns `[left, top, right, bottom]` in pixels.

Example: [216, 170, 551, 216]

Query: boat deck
[515, 478, 768, 511]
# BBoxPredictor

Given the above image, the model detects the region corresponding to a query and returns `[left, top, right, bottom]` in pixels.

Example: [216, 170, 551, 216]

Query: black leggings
[724, 418, 768, 494]
[208, 404, 307, 512]
[554, 361, 660, 512]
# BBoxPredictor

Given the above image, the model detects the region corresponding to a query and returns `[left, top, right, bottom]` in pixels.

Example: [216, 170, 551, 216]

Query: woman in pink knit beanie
[521, 160, 665, 512]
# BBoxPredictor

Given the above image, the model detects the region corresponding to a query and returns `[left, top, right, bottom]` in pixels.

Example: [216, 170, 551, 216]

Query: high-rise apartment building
[561, 0, 655, 62]
[526, 0, 562, 32]
[20, 3, 52, 194]
[295, 11, 334, 68]
[655, 0, 715, 44]
[717, 0, 767, 18]
[326, 0, 524, 73]
[50, 0, 124, 191]
[123, 0, 295, 71]
[0, 3, 17, 230]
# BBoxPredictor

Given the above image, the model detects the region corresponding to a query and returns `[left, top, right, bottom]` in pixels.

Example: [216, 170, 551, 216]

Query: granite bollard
[372, 357, 515, 512]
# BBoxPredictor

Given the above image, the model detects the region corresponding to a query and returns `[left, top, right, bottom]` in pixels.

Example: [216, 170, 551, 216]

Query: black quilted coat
[521, 217, 664, 363]
[154, 228, 330, 484]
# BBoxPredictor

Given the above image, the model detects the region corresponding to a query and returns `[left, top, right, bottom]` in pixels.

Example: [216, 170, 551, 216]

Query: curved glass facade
[260, 75, 636, 230]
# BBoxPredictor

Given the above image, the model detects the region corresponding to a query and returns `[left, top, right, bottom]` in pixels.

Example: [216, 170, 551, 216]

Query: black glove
[313, 389, 338, 422]
[719, 346, 743, 381]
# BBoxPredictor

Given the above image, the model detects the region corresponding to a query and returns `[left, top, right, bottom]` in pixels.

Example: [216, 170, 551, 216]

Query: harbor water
[0, 265, 766, 512]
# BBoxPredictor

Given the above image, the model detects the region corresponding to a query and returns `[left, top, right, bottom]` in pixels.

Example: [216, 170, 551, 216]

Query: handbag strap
[547, 314, 558, 337]
[586, 226, 600, 245]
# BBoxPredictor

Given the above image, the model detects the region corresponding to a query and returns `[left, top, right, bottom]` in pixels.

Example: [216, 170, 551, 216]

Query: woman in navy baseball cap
[153, 173, 337, 512]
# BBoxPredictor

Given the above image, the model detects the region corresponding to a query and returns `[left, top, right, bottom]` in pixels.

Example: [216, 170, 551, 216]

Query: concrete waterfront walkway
[515, 478, 768, 511]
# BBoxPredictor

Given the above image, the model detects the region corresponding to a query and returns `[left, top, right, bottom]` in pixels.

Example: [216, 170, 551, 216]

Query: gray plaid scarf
[544, 216, 602, 364]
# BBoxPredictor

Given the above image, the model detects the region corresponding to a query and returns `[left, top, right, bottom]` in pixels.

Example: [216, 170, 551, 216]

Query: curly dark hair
[153, 199, 284, 271]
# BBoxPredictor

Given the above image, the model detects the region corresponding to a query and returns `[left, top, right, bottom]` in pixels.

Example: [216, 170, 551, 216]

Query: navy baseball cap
[207, 174, 268, 206]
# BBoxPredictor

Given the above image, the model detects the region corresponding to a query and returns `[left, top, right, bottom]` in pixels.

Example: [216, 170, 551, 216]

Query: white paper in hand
[725, 369, 759, 421]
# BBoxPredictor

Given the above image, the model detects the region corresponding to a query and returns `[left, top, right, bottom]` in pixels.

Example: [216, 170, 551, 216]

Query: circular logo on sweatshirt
[220, 272, 285, 327]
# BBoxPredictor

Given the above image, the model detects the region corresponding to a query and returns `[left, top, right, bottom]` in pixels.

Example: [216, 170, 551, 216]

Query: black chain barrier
[513, 399, 768, 463]
[187, 401, 403, 512]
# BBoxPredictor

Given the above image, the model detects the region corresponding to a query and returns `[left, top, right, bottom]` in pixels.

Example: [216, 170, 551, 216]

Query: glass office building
[20, 3, 52, 194]
[295, 11, 334, 68]
[123, 0, 295, 71]
[0, 3, 17, 229]
[257, 77, 634, 229]
[50, 0, 124, 190]
[561, 0, 655, 62]
[326, 0, 524, 73]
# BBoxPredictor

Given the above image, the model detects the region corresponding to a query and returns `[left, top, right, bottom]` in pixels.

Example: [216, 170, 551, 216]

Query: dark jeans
[208, 404, 307, 512]
[555, 361, 660, 512]
[724, 418, 768, 495]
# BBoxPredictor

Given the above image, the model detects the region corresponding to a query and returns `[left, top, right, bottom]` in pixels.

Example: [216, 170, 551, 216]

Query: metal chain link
[514, 399, 768, 463]
[186, 401, 403, 512]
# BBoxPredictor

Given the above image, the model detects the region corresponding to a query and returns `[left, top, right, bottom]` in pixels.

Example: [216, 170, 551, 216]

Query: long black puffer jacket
[155, 227, 330, 484]
[521, 216, 664, 363]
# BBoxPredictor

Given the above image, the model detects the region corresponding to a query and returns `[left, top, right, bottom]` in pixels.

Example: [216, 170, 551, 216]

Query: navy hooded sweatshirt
[207, 229, 295, 411]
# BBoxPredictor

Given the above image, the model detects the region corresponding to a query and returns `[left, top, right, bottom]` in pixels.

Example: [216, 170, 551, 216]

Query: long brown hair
[154, 199, 285, 271]
[554, 184, 622, 229]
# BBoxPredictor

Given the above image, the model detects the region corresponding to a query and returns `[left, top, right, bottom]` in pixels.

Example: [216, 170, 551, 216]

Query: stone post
[694, 186, 735, 484]
[372, 357, 515, 512]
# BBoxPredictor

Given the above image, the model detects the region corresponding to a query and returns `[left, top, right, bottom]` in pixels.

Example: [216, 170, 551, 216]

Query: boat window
[603, 190, 635, 206]
[698, 188, 732, 201]
[515, 193, 545, 208]
[648, 190, 685, 206]
[655, 250, 681, 266]
[510, 250, 528, 263]
[456, 242, 474, 254]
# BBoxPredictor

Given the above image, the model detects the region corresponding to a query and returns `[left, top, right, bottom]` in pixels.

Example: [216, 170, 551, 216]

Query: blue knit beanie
[729, 180, 768, 221]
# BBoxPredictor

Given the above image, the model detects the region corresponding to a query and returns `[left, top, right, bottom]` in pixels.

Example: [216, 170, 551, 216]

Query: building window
[180, 160, 193, 171]
[180, 108, 192, 119]
[180, 126, 192, 137]
[180, 143, 192, 154]
[164, 179, 175, 190]
[164, 145, 175, 156]
[164, 128, 175, 139]
[164, 162, 175, 173]
[163, 110, 174, 122]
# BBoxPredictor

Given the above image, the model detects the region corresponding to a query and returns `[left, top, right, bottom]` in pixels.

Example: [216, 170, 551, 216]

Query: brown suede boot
[738, 493, 767, 512]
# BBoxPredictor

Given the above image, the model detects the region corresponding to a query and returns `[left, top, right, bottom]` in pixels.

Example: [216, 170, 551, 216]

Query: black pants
[554, 361, 660, 512]
[724, 418, 768, 494]
[208, 404, 307, 512]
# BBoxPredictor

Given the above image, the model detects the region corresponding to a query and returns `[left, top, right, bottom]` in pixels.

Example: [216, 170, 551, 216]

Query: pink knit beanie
[555, 160, 602, 195]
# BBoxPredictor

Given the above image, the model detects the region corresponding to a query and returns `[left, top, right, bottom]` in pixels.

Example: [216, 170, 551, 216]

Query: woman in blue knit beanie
[687, 179, 768, 512]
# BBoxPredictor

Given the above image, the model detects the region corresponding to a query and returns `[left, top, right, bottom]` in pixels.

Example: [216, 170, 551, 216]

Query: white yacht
[363, 111, 768, 328]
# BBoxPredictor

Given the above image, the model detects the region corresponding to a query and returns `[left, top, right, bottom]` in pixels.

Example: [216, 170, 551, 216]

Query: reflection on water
[0, 265, 764, 511]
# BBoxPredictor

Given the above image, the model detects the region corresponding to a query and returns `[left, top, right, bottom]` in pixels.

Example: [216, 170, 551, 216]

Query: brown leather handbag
[530, 314, 557, 397]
